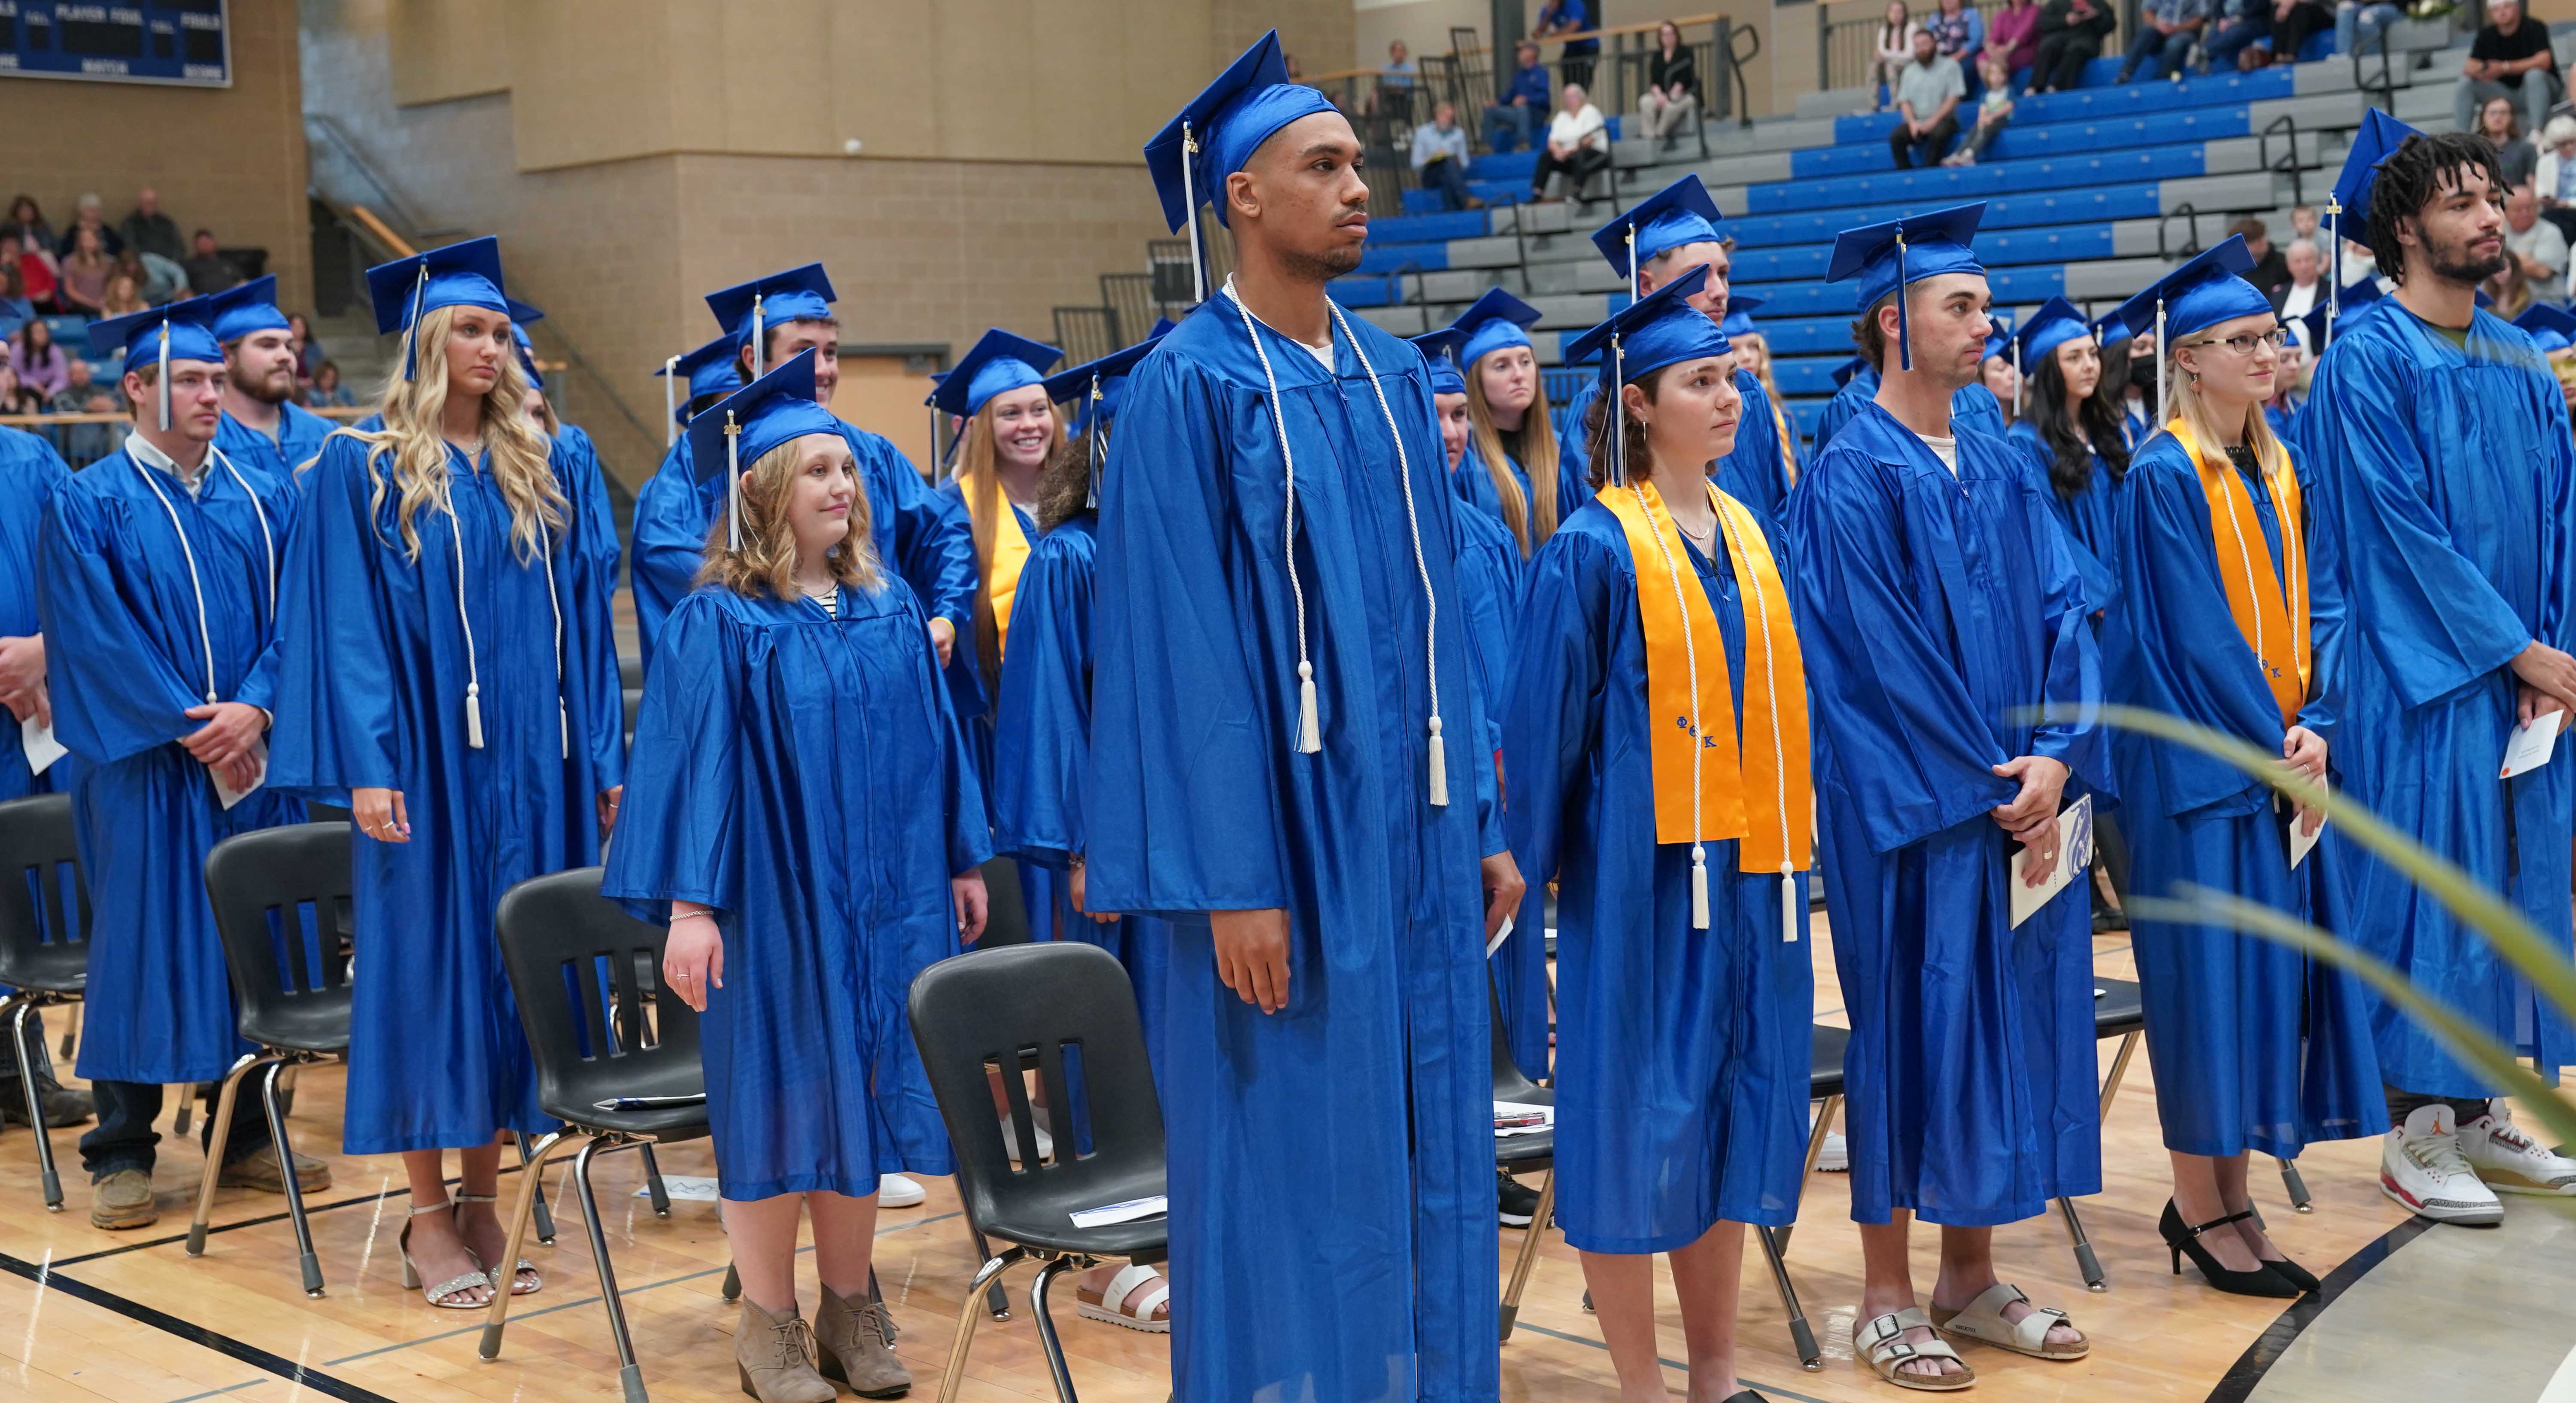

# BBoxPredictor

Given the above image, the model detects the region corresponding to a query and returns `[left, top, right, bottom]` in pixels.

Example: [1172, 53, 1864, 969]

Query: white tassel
[559, 701, 570, 761]
[1690, 843, 1710, 930]
[1427, 715, 1449, 807]
[1780, 865, 1799, 943]
[1296, 660, 1321, 754]
[465, 682, 486, 750]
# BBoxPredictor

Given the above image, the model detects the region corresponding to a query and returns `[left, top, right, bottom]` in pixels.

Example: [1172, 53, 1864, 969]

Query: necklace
[1675, 512, 1717, 546]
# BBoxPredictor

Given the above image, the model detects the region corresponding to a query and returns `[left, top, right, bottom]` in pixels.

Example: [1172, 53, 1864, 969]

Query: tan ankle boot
[734, 1297, 834, 1403]
[815, 1283, 913, 1399]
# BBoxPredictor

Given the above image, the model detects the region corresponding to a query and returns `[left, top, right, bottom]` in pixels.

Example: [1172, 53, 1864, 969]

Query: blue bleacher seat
[1467, 150, 1539, 182]
[1749, 145, 2209, 215]
[1366, 211, 1488, 246]
[1795, 105, 2255, 177]
[1355, 241, 1450, 275]
[1829, 66, 2293, 144]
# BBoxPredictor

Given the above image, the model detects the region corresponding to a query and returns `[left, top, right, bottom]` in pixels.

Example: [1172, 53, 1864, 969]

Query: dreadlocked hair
[2027, 344, 2131, 498]
[2367, 131, 2508, 285]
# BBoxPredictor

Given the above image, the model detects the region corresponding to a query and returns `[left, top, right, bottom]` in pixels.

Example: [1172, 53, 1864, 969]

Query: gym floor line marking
[2201, 1213, 2430, 1403]
[1506, 1319, 1836, 1403]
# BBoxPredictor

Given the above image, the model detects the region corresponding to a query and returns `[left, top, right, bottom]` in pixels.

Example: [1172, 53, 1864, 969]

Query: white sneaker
[2457, 1106, 2576, 1196]
[1002, 1117, 1055, 1164]
[1816, 1127, 1849, 1173]
[877, 1173, 925, 1208]
[2380, 1105, 2504, 1225]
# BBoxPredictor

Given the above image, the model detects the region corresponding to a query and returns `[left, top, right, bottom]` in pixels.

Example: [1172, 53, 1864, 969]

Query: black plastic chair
[0, 794, 89, 1211]
[1493, 974, 1555, 1342]
[909, 941, 1167, 1403]
[186, 822, 355, 1295]
[479, 867, 708, 1403]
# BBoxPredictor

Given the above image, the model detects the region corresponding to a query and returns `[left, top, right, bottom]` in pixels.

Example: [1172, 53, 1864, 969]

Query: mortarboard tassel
[663, 354, 680, 447]
[1626, 226, 1639, 301]
[1297, 661, 1321, 753]
[1427, 714, 1448, 807]
[465, 683, 484, 748]
[1894, 229, 1912, 373]
[402, 265, 428, 382]
[155, 323, 171, 433]
[2325, 195, 2342, 348]
[1692, 844, 1710, 930]
[723, 408, 742, 553]
[2155, 297, 2169, 424]
[1086, 375, 1105, 510]
[927, 404, 942, 471]
[750, 293, 766, 380]
[1182, 121, 1208, 306]
[1607, 335, 1627, 488]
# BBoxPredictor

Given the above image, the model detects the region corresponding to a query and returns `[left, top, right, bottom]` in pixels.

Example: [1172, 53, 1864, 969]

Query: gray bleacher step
[2160, 170, 2286, 216]
[2205, 129, 2333, 176]
[1608, 143, 1795, 186]
[2061, 255, 2186, 298]
[2109, 212, 2244, 257]
[2244, 91, 2366, 134]
[1417, 267, 1522, 301]
[1437, 236, 1525, 270]
[1512, 229, 1615, 267]
[2393, 81, 2456, 125]
[1355, 306, 1431, 338]
[1523, 258, 1630, 295]
[1490, 203, 1574, 236]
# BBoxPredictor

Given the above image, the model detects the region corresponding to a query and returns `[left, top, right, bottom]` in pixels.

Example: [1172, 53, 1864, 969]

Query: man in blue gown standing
[206, 276, 336, 480]
[1088, 31, 1525, 1403]
[1788, 205, 2109, 1389]
[2298, 113, 2576, 1219]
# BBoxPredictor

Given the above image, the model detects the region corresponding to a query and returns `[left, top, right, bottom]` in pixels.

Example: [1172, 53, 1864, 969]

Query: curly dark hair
[2366, 130, 2508, 285]
[1035, 430, 1097, 533]
[2026, 344, 2130, 497]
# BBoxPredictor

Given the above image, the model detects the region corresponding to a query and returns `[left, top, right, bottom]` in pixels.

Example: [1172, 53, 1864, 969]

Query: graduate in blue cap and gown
[1092, 31, 1524, 1402]
[1557, 176, 1794, 519]
[1719, 292, 1804, 488]
[1443, 288, 1582, 556]
[1787, 202, 2108, 1389]
[631, 332, 744, 667]
[606, 351, 988, 1397]
[2005, 296, 2130, 616]
[267, 237, 626, 1307]
[1509, 267, 1812, 1403]
[0, 398, 72, 803]
[630, 265, 977, 685]
[1812, 347, 2010, 456]
[2098, 237, 2383, 1297]
[2294, 115, 2576, 1217]
[929, 328, 1062, 782]
[506, 304, 625, 625]
[206, 276, 337, 480]
[2511, 301, 2576, 407]
[37, 298, 316, 1230]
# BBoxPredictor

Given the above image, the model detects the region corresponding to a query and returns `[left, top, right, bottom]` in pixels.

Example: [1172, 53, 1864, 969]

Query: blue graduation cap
[2513, 301, 2576, 354]
[703, 264, 836, 376]
[365, 236, 510, 381]
[1830, 354, 1870, 389]
[2299, 273, 2381, 348]
[2328, 109, 2424, 258]
[2093, 308, 2135, 349]
[205, 274, 291, 345]
[1410, 326, 1469, 397]
[2014, 296, 2094, 367]
[88, 298, 222, 432]
[1826, 203, 1987, 372]
[1983, 308, 2016, 363]
[1040, 325, 1176, 509]
[930, 328, 1064, 419]
[1561, 264, 1731, 487]
[1448, 287, 1543, 367]
[655, 332, 745, 426]
[2110, 236, 2271, 343]
[1145, 30, 1338, 235]
[512, 324, 544, 389]
[685, 348, 842, 552]
[1590, 174, 1725, 283]
[1717, 292, 1765, 342]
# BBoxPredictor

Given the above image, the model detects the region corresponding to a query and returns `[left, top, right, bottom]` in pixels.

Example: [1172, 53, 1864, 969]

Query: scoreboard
[0, 2, 230, 88]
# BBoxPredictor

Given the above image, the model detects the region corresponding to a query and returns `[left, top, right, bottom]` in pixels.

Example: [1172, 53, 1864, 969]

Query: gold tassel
[465, 683, 485, 750]
[1690, 843, 1710, 930]
[1427, 716, 1449, 808]
[1296, 660, 1321, 754]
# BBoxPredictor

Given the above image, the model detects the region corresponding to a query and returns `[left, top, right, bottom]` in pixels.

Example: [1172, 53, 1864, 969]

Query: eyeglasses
[2187, 329, 2291, 355]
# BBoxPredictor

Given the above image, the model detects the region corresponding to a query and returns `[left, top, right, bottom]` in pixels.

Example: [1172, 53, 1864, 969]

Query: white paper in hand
[2008, 794, 2093, 930]
[2500, 709, 2566, 779]
[1485, 914, 1513, 958]
[18, 716, 64, 776]
[2289, 805, 2325, 869]
[212, 738, 268, 811]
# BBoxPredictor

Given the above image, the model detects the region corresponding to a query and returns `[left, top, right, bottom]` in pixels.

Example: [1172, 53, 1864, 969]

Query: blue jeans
[2202, 17, 2269, 70]
[1482, 102, 1535, 153]
[1420, 155, 1476, 210]
[2335, 0, 2400, 55]
[2117, 25, 2196, 80]
[79, 1077, 270, 1179]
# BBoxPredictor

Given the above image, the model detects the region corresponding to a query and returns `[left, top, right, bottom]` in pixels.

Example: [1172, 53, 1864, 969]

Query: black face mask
[2129, 355, 2158, 391]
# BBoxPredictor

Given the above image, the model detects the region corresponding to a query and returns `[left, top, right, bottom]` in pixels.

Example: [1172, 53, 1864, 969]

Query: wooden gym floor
[0, 930, 2567, 1403]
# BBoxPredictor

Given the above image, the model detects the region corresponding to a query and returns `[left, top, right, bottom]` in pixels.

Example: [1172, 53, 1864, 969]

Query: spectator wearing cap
[118, 188, 185, 265]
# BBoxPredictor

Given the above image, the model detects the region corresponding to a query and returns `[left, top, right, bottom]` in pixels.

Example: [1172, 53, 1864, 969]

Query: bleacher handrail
[0, 405, 380, 428]
[346, 204, 416, 261]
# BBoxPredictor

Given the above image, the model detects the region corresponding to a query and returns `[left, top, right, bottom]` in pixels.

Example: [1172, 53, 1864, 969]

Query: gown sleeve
[2296, 448, 2346, 744]
[1716, 373, 1791, 521]
[627, 448, 706, 672]
[914, 582, 994, 878]
[33, 487, 207, 765]
[228, 467, 303, 719]
[1502, 530, 1610, 891]
[859, 432, 980, 633]
[2014, 462, 2111, 793]
[599, 592, 741, 921]
[992, 533, 1093, 870]
[266, 437, 401, 797]
[557, 437, 627, 787]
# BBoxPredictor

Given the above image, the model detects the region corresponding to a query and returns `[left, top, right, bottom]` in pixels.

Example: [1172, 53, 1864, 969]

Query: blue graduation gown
[1505, 501, 1813, 1250]
[628, 425, 976, 676]
[2296, 308, 2576, 1094]
[267, 434, 627, 1153]
[1811, 365, 2005, 457]
[990, 513, 1173, 1081]
[36, 443, 304, 1084]
[1450, 497, 1549, 1080]
[1559, 370, 1793, 521]
[2006, 420, 2123, 615]
[1087, 304, 1502, 1403]
[1449, 437, 1588, 547]
[603, 582, 987, 1199]
[212, 401, 337, 480]
[1788, 404, 2111, 1225]
[0, 428, 71, 801]
[2103, 433, 2384, 1156]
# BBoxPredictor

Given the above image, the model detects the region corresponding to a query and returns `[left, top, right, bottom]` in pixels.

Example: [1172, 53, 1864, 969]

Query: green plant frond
[2131, 889, 2576, 1151]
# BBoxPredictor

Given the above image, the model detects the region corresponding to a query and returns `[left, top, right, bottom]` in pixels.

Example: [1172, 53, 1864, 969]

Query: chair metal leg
[172, 1082, 191, 1137]
[1499, 1168, 1555, 1342]
[9, 1000, 61, 1211]
[516, 1130, 558, 1245]
[570, 1138, 652, 1403]
[637, 1142, 670, 1217]
[1756, 1225, 1822, 1371]
[721, 1261, 741, 1302]
[56, 1002, 75, 1061]
[185, 1051, 273, 1256]
[2056, 1196, 2106, 1291]
[936, 1247, 1027, 1403]
[2097, 1031, 2141, 1119]
[257, 1061, 325, 1298]
[478, 1130, 569, 1362]
[1781, 1093, 1841, 1256]
[1028, 1256, 1081, 1403]
[2278, 1155, 2314, 1213]
[967, 1221, 1012, 1320]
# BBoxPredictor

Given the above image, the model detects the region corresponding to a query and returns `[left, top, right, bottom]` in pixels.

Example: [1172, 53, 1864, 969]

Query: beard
[1281, 238, 1365, 283]
[2426, 233, 2509, 287]
[229, 361, 295, 405]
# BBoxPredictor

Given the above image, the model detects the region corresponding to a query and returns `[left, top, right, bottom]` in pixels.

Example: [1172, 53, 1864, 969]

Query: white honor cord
[1717, 500, 1800, 942]
[444, 473, 571, 757]
[1634, 479, 1709, 929]
[1224, 282, 1323, 756]
[1329, 298, 1447, 808]
[541, 523, 567, 761]
[128, 446, 277, 704]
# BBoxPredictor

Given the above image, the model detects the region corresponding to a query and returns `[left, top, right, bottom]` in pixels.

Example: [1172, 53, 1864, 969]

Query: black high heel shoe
[2256, 1248, 2321, 1293]
[2160, 1200, 2301, 1298]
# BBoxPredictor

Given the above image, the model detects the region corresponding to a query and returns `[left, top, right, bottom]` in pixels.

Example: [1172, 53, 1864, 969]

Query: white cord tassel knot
[1427, 714, 1449, 807]
[1780, 863, 1799, 944]
[1297, 659, 1321, 754]
[1690, 841, 1710, 930]
[465, 680, 485, 750]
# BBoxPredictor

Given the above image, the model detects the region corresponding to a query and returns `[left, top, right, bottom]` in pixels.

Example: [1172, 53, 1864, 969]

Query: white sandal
[1075, 1263, 1170, 1334]
[399, 1200, 492, 1309]
[1856, 1308, 1973, 1391]
[1929, 1282, 2088, 1360]
[454, 1191, 541, 1296]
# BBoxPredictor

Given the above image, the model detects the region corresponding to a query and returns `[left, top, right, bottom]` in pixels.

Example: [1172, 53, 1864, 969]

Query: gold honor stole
[1598, 478, 1814, 940]
[2168, 419, 2309, 726]
[990, 502, 1032, 660]
[1768, 395, 1798, 488]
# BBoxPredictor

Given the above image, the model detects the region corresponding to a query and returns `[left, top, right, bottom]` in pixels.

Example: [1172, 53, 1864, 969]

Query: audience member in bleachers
[0, 268, 30, 338]
[1870, 0, 1923, 110]
[55, 227, 112, 319]
[1984, 0, 2042, 88]
[2476, 94, 2540, 191]
[309, 359, 356, 407]
[1946, 52, 2017, 165]
[2242, 0, 2332, 69]
[2507, 184, 2568, 302]
[2534, 115, 2576, 241]
[96, 273, 146, 321]
[2230, 217, 2292, 300]
[286, 311, 323, 383]
[2, 195, 56, 255]
[2199, 0, 2268, 72]
[181, 229, 239, 295]
[1375, 38, 1417, 124]
[2029, 0, 2117, 93]
[1411, 101, 1484, 212]
[2334, 0, 2400, 58]
[54, 195, 122, 261]
[116, 188, 184, 265]
[45, 359, 120, 468]
[1640, 19, 1701, 151]
[1485, 40, 1552, 153]
[8, 222, 60, 315]
[1531, 83, 1611, 202]
[10, 318, 68, 399]
[2114, 0, 2207, 83]
[118, 246, 182, 306]
[1887, 28, 1966, 170]
[1534, 0, 1598, 90]
[2485, 247, 2539, 319]
[2272, 237, 2327, 322]
[0, 346, 41, 418]
[2456, 0, 2561, 146]
[1928, 0, 1986, 89]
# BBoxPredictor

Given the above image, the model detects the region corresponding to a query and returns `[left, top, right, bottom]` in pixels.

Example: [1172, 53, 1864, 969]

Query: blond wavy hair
[696, 431, 883, 600]
[1465, 354, 1561, 556]
[955, 395, 1062, 686]
[319, 304, 565, 562]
